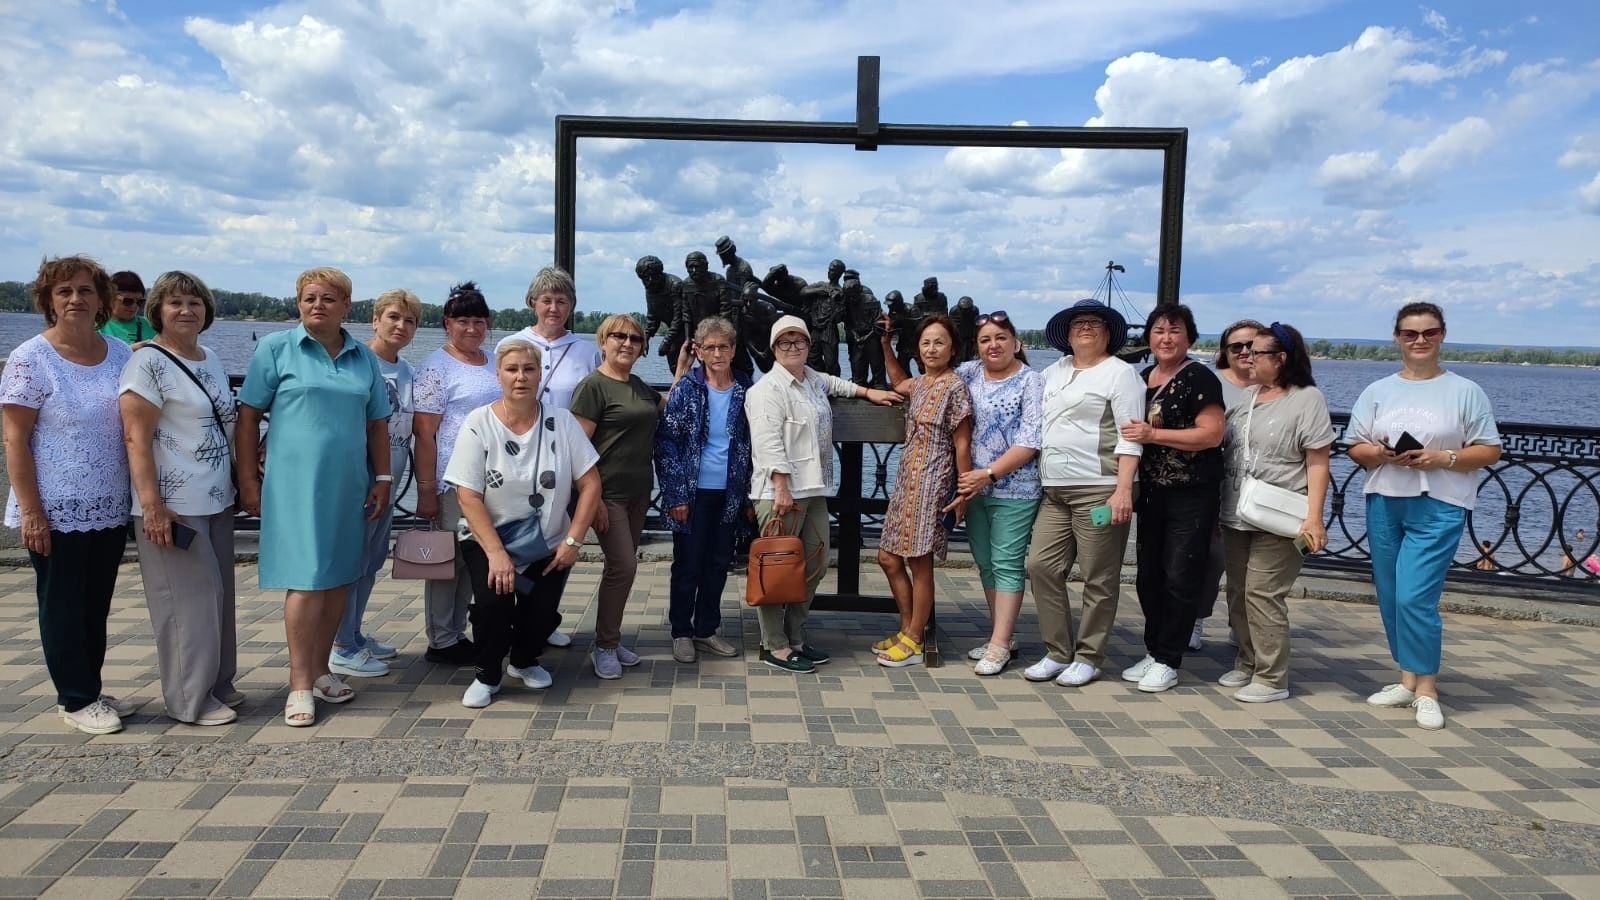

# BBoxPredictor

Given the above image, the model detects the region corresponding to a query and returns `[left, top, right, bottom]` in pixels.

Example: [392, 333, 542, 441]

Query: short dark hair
[916, 314, 958, 363]
[1394, 301, 1445, 333]
[1215, 318, 1266, 369]
[33, 255, 114, 328]
[111, 271, 145, 295]
[1145, 303, 1198, 344]
[443, 280, 491, 320]
[147, 271, 217, 333]
[1257, 322, 1316, 389]
[975, 312, 1028, 365]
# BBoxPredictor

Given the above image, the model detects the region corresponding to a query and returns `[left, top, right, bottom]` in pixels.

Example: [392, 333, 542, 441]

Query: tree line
[0, 281, 620, 333]
[1010, 327, 1600, 366]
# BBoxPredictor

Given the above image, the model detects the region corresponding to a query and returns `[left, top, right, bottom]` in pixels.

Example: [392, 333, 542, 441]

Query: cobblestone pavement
[1, 560, 1598, 898]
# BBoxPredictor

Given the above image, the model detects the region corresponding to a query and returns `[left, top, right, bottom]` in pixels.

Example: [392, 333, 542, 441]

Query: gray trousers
[1222, 526, 1303, 689]
[753, 497, 830, 652]
[132, 510, 238, 723]
[1026, 484, 1134, 667]
[424, 489, 473, 649]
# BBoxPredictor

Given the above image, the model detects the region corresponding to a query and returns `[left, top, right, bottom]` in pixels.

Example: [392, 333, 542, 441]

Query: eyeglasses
[1243, 346, 1283, 358]
[697, 343, 734, 355]
[607, 331, 644, 346]
[1071, 319, 1106, 332]
[1397, 327, 1444, 344]
[774, 338, 810, 351]
[1226, 341, 1251, 355]
[975, 310, 1009, 327]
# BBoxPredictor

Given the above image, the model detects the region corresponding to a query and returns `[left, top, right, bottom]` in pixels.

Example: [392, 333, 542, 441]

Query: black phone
[1391, 431, 1424, 454]
[171, 521, 198, 550]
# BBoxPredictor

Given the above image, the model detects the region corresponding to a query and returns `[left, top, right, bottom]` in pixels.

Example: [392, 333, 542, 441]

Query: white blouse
[3, 334, 132, 532]
[414, 348, 500, 493]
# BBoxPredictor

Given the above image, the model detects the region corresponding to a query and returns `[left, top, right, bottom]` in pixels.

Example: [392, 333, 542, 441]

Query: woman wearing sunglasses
[445, 336, 602, 707]
[570, 315, 666, 679]
[1218, 322, 1334, 704]
[946, 310, 1044, 676]
[1347, 302, 1501, 730]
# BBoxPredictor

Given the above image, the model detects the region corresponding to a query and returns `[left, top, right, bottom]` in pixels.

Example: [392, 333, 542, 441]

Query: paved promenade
[1, 559, 1598, 899]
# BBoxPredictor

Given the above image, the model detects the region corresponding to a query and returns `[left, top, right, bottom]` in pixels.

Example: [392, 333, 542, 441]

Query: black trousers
[30, 526, 127, 712]
[668, 490, 736, 639]
[1135, 484, 1219, 668]
[460, 539, 569, 687]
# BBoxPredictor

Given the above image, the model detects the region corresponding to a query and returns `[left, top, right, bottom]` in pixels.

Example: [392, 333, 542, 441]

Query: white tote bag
[1235, 394, 1310, 539]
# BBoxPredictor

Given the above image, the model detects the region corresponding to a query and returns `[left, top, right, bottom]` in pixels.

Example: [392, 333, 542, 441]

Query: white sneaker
[1121, 655, 1157, 682]
[546, 629, 573, 648]
[462, 680, 500, 708]
[1412, 696, 1445, 730]
[968, 641, 1016, 662]
[60, 700, 123, 735]
[1218, 669, 1252, 688]
[1367, 684, 1416, 708]
[1055, 661, 1100, 687]
[58, 694, 141, 718]
[1023, 657, 1069, 682]
[1137, 662, 1179, 693]
[507, 663, 553, 689]
[330, 646, 390, 678]
[1188, 620, 1205, 652]
[1234, 683, 1289, 703]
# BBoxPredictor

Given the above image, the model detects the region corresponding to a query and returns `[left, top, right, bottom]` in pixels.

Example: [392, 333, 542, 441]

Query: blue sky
[2, 1, 1596, 345]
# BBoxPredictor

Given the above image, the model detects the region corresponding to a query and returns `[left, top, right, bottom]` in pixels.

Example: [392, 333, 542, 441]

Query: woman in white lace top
[1, 256, 137, 735]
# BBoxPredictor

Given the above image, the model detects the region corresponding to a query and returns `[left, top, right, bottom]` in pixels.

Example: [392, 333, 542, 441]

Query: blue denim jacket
[654, 366, 754, 534]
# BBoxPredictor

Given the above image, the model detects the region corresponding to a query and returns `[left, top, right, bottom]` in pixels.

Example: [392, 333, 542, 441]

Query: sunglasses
[607, 331, 644, 346]
[1226, 341, 1251, 355]
[117, 295, 145, 306]
[1397, 327, 1444, 344]
[975, 310, 1009, 327]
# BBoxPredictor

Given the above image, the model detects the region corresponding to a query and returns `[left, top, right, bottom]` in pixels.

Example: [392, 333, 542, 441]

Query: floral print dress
[880, 371, 972, 560]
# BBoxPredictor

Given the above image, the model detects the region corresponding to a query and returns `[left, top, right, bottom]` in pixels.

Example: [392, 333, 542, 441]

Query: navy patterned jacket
[653, 365, 754, 534]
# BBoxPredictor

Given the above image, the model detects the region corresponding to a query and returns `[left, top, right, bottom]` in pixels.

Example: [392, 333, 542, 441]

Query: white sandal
[312, 674, 355, 704]
[284, 690, 315, 727]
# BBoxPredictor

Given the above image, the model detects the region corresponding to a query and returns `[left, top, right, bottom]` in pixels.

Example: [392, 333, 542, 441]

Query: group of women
[3, 254, 1500, 735]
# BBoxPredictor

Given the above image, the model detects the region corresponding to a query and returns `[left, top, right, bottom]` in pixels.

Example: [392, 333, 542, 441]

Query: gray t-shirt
[1221, 386, 1337, 530]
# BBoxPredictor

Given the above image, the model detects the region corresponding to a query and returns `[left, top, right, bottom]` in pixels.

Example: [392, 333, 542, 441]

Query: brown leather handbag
[744, 516, 812, 607]
[392, 526, 457, 580]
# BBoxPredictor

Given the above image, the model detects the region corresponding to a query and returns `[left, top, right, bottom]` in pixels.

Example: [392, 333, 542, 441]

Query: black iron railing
[227, 377, 1598, 599]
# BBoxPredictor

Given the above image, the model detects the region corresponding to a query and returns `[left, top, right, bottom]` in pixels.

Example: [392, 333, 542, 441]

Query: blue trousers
[1366, 493, 1465, 676]
[336, 506, 394, 650]
[668, 490, 736, 639]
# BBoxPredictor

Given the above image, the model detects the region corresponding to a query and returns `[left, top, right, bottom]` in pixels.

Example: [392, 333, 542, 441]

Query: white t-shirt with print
[377, 356, 416, 489]
[1347, 370, 1501, 511]
[119, 345, 239, 517]
[443, 403, 599, 550]
[2, 334, 132, 531]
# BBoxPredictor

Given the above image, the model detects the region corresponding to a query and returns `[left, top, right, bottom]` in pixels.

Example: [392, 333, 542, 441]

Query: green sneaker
[789, 644, 831, 665]
[760, 649, 815, 673]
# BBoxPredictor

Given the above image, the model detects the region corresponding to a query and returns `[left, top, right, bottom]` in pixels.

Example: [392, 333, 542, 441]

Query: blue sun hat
[1044, 299, 1128, 355]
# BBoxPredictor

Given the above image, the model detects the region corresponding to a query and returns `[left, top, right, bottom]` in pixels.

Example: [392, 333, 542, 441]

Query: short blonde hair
[494, 336, 544, 368]
[373, 288, 423, 322]
[595, 313, 644, 350]
[525, 266, 576, 311]
[296, 267, 351, 303]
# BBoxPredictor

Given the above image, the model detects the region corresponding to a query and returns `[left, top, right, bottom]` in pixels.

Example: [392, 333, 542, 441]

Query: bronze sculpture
[952, 295, 978, 364]
[842, 268, 886, 387]
[885, 289, 924, 374]
[715, 236, 757, 291]
[635, 255, 685, 359]
[914, 276, 948, 316]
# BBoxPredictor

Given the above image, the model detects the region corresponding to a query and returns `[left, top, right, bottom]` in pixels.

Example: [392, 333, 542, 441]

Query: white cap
[770, 315, 809, 346]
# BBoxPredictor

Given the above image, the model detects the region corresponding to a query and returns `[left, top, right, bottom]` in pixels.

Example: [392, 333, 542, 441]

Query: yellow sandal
[871, 634, 900, 654]
[876, 633, 924, 668]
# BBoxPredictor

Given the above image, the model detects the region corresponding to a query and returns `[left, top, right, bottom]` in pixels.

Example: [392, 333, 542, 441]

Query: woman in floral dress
[874, 314, 973, 667]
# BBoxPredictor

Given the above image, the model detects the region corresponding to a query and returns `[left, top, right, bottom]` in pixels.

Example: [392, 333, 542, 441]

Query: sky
[2, 0, 1597, 345]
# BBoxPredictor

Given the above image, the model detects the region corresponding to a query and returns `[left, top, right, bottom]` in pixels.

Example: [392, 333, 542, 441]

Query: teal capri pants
[965, 494, 1041, 592]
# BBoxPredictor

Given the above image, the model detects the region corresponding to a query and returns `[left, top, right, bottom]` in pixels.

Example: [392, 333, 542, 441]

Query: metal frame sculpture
[551, 56, 1191, 624]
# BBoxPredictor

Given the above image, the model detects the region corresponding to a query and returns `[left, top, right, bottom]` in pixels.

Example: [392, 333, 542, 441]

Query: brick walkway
[1, 560, 1598, 898]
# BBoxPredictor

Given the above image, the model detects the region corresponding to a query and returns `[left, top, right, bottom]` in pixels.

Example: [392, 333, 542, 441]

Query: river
[1, 312, 1593, 424]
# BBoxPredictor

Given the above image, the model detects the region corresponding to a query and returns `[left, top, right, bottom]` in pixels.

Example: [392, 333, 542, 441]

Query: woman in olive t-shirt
[570, 314, 666, 680]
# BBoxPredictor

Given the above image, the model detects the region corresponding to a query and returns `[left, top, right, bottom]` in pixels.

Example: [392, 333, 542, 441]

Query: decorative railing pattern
[226, 377, 1597, 598]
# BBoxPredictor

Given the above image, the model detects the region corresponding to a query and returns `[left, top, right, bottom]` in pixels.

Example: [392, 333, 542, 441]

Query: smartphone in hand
[1090, 504, 1114, 528]
[1293, 533, 1312, 556]
[1390, 431, 1424, 454]
[171, 521, 198, 551]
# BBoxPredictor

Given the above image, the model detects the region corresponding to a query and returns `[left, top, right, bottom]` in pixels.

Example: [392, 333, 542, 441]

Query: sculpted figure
[727, 281, 782, 373]
[760, 264, 810, 318]
[842, 268, 886, 387]
[635, 255, 684, 359]
[914, 276, 948, 316]
[952, 295, 978, 363]
[826, 258, 845, 289]
[885, 289, 925, 374]
[715, 236, 757, 291]
[679, 251, 732, 342]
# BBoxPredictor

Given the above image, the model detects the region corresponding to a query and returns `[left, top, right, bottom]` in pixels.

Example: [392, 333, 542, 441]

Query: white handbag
[1235, 393, 1310, 539]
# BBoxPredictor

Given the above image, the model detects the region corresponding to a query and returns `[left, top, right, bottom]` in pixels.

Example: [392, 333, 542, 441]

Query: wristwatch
[374, 474, 394, 483]
[564, 536, 582, 549]
[1445, 450, 1458, 470]
[986, 467, 998, 484]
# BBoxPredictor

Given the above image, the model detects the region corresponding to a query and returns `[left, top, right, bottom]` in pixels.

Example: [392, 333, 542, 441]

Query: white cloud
[1316, 117, 1493, 207]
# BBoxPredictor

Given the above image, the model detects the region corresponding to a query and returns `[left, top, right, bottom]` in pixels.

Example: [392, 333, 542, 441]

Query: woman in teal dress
[236, 267, 392, 727]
